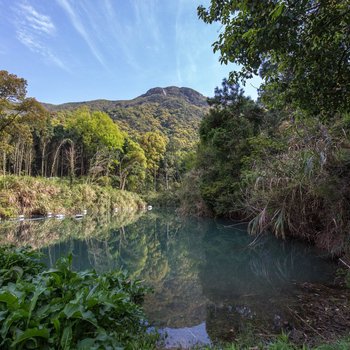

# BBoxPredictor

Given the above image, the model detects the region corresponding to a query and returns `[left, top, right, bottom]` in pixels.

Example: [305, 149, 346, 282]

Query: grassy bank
[143, 189, 180, 209]
[200, 335, 350, 349]
[0, 176, 145, 219]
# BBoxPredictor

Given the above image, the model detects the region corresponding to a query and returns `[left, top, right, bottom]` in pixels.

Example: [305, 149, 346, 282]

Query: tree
[0, 70, 46, 133]
[140, 131, 167, 191]
[198, 0, 350, 117]
[66, 108, 124, 152]
[0, 70, 26, 102]
[65, 108, 124, 176]
[197, 80, 265, 215]
[118, 137, 147, 191]
[0, 71, 48, 175]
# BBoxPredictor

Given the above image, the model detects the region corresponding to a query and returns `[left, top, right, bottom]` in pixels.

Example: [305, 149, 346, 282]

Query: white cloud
[18, 3, 56, 35]
[175, 0, 200, 85]
[132, 0, 161, 52]
[13, 1, 68, 70]
[99, 0, 141, 70]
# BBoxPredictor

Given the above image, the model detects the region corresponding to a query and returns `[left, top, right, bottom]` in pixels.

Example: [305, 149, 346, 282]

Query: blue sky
[0, 0, 261, 104]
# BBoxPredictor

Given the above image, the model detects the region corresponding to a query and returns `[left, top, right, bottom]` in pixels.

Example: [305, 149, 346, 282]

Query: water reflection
[0, 211, 337, 348]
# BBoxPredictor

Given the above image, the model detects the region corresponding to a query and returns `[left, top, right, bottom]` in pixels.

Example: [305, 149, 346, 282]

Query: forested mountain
[42, 86, 208, 143]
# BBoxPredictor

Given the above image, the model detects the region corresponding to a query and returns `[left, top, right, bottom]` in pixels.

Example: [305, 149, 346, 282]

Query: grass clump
[0, 246, 157, 349]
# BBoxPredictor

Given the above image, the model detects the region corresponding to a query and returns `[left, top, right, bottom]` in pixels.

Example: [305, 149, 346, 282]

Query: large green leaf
[0, 290, 19, 310]
[11, 327, 49, 347]
[27, 285, 46, 327]
[1, 309, 28, 339]
[60, 325, 73, 350]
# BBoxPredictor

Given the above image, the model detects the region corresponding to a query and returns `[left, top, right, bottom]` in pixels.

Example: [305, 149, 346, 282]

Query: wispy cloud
[13, 1, 68, 71]
[18, 3, 55, 35]
[59, 0, 164, 72]
[55, 0, 106, 68]
[175, 0, 219, 88]
[16, 28, 68, 71]
[175, 0, 198, 85]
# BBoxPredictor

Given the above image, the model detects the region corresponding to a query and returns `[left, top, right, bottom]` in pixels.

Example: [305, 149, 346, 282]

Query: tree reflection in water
[0, 211, 337, 347]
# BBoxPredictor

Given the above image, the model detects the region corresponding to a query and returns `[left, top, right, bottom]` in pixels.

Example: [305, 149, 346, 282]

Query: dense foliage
[0, 72, 206, 194]
[192, 0, 350, 255]
[43, 86, 208, 192]
[198, 0, 350, 118]
[197, 81, 268, 216]
[0, 246, 157, 349]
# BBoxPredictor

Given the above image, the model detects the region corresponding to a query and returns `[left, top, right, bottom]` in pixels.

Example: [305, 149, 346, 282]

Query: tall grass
[242, 120, 350, 255]
[0, 176, 145, 219]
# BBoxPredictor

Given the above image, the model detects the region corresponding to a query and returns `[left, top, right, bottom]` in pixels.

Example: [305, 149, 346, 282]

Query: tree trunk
[3, 151, 6, 175]
[165, 160, 169, 190]
[154, 168, 157, 192]
[41, 142, 46, 176]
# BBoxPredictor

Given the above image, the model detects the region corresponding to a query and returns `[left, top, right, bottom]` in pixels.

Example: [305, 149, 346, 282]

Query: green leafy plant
[0, 246, 158, 349]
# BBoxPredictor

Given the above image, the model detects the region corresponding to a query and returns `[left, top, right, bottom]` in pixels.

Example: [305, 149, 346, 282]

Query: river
[0, 210, 339, 348]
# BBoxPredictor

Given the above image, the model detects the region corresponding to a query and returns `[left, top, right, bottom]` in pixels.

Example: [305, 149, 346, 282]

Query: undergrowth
[200, 333, 350, 349]
[0, 176, 145, 219]
[0, 246, 158, 349]
[241, 119, 350, 255]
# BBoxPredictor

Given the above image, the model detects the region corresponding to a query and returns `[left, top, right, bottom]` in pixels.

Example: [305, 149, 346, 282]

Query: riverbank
[0, 176, 145, 219]
[160, 279, 350, 350]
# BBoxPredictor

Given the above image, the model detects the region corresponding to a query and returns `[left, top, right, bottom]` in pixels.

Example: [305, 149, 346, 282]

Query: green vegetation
[188, 0, 350, 255]
[0, 246, 158, 349]
[0, 72, 207, 196]
[1, 1, 349, 348]
[0, 176, 145, 219]
[201, 334, 350, 349]
[42, 85, 208, 193]
[197, 0, 349, 118]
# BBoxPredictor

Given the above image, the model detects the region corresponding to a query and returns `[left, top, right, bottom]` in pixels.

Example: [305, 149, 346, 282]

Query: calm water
[0, 211, 337, 348]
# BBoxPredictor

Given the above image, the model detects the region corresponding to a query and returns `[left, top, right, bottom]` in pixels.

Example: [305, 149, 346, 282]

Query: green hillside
[42, 86, 208, 146]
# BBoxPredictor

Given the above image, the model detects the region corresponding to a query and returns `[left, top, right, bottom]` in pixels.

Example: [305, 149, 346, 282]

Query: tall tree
[0, 70, 46, 133]
[65, 108, 124, 176]
[0, 71, 48, 175]
[118, 137, 147, 191]
[140, 131, 167, 191]
[197, 80, 265, 215]
[198, 0, 350, 117]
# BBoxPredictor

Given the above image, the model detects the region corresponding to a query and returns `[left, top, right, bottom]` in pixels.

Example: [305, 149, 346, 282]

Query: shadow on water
[0, 211, 340, 348]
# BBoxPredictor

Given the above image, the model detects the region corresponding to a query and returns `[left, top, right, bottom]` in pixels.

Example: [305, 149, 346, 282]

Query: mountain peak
[140, 86, 207, 107]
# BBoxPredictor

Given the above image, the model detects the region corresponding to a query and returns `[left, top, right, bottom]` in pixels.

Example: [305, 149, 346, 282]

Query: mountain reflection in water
[0, 211, 337, 348]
